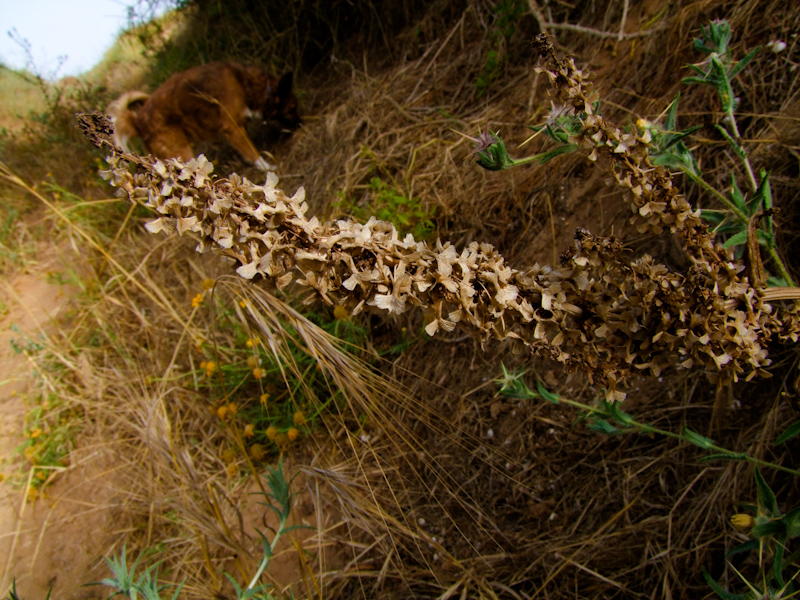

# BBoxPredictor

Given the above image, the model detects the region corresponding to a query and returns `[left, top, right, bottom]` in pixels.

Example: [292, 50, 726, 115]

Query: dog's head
[264, 72, 302, 132]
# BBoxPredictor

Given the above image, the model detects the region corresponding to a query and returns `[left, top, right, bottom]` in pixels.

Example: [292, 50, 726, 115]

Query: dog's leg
[254, 156, 278, 172]
[220, 123, 276, 171]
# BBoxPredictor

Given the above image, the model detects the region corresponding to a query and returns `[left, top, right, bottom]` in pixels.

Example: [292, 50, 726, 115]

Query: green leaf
[774, 537, 786, 588]
[698, 452, 749, 462]
[608, 402, 633, 426]
[683, 427, 715, 449]
[749, 170, 772, 215]
[587, 418, 621, 435]
[664, 92, 679, 132]
[545, 123, 568, 144]
[536, 380, 560, 404]
[729, 174, 746, 213]
[754, 466, 779, 517]
[700, 209, 728, 225]
[755, 229, 775, 249]
[726, 538, 759, 558]
[722, 231, 748, 249]
[751, 521, 785, 538]
[729, 46, 760, 80]
[782, 506, 800, 539]
[661, 125, 702, 150]
[775, 420, 800, 445]
[702, 567, 747, 600]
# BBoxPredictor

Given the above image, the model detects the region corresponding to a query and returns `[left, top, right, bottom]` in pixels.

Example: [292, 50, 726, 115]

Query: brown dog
[107, 61, 301, 171]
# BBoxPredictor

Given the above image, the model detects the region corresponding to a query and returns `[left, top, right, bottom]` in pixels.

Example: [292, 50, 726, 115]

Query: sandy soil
[0, 266, 118, 599]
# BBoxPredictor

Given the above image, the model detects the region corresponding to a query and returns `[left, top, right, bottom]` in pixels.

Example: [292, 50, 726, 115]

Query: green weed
[334, 177, 435, 240]
[476, 0, 526, 97]
[89, 462, 303, 600]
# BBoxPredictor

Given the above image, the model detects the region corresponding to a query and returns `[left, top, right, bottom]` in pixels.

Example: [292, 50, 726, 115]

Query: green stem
[246, 513, 287, 590]
[766, 246, 795, 286]
[538, 392, 800, 477]
[684, 170, 748, 222]
[724, 108, 758, 193]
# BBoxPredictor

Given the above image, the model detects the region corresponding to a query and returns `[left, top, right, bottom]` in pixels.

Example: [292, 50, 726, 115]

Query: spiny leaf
[683, 427, 715, 449]
[722, 231, 748, 249]
[775, 420, 800, 445]
[726, 538, 759, 558]
[751, 521, 785, 538]
[782, 506, 800, 539]
[729, 46, 761, 80]
[536, 380, 560, 404]
[729, 174, 746, 213]
[664, 92, 681, 131]
[699, 452, 749, 462]
[702, 567, 747, 600]
[587, 418, 621, 435]
[754, 466, 779, 517]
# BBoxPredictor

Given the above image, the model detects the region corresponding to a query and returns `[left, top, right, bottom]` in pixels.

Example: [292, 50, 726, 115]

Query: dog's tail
[106, 91, 149, 153]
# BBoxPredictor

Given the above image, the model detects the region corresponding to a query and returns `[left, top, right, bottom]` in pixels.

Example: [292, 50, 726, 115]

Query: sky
[0, 1, 145, 78]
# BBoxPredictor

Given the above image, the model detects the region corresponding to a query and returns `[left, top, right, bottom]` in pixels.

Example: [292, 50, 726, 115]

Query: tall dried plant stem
[76, 30, 800, 401]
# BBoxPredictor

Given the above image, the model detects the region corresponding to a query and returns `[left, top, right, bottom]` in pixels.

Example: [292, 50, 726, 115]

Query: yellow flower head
[192, 293, 204, 308]
[217, 405, 228, 419]
[274, 432, 289, 451]
[333, 305, 349, 320]
[239, 300, 248, 308]
[293, 411, 306, 427]
[29, 428, 43, 439]
[250, 444, 267, 461]
[260, 393, 270, 406]
[221, 447, 237, 463]
[202, 278, 215, 290]
[266, 426, 278, 441]
[246, 356, 260, 369]
[204, 361, 216, 376]
[227, 403, 237, 415]
[730, 514, 755, 531]
[252, 367, 265, 379]
[287, 427, 300, 442]
[246, 338, 259, 348]
[243, 423, 255, 438]
[226, 463, 238, 478]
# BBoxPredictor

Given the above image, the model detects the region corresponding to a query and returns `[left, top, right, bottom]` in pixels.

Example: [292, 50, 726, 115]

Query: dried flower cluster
[82, 33, 799, 402]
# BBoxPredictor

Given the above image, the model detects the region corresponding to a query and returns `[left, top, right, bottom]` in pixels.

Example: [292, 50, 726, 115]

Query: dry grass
[1, 0, 800, 598]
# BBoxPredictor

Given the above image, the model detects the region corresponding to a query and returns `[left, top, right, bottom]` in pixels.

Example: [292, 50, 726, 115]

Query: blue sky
[0, 1, 145, 78]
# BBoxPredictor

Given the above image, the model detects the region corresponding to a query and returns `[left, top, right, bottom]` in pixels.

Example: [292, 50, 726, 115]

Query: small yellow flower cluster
[215, 402, 237, 419]
[245, 337, 259, 348]
[199, 361, 216, 377]
[191, 293, 204, 308]
[260, 393, 270, 405]
[201, 278, 215, 290]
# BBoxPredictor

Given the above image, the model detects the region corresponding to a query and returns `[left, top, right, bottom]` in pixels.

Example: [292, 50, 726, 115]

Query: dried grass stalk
[78, 35, 799, 400]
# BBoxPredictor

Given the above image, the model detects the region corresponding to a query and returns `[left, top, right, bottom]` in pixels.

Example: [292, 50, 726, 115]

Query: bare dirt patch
[0, 262, 122, 599]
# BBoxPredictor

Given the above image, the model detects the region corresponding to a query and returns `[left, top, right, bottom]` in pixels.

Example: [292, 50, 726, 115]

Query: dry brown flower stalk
[80, 34, 799, 402]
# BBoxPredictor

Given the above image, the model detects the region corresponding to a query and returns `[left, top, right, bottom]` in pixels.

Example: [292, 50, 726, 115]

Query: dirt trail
[0, 266, 118, 599]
